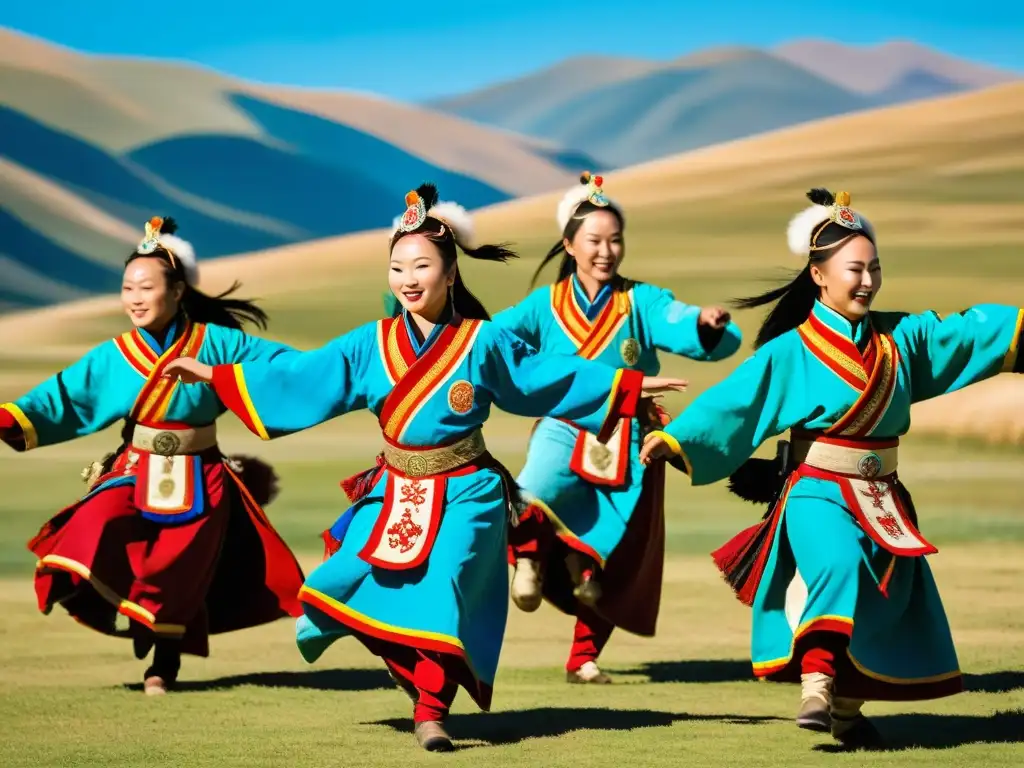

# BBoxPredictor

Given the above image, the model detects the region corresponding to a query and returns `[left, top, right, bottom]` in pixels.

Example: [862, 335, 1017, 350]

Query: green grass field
[2, 99, 1024, 765]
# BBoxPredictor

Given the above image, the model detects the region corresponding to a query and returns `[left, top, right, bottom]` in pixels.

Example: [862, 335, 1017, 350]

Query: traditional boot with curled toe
[796, 672, 833, 731]
[415, 721, 454, 752]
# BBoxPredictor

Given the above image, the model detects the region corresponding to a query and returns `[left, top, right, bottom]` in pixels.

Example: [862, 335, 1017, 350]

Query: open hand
[639, 433, 673, 465]
[163, 358, 214, 384]
[640, 376, 688, 397]
[699, 306, 731, 329]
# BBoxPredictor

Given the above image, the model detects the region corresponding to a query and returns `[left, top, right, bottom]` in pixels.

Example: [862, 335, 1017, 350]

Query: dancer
[640, 188, 1024, 747]
[0, 217, 305, 694]
[494, 172, 742, 683]
[164, 183, 687, 751]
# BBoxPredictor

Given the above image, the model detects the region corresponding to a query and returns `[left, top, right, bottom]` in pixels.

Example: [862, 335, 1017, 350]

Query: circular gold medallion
[152, 431, 181, 456]
[620, 338, 640, 366]
[589, 443, 613, 472]
[158, 478, 176, 498]
[448, 380, 475, 415]
[406, 455, 429, 477]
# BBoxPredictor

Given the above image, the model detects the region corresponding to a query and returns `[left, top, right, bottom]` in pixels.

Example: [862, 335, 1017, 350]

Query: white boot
[511, 558, 543, 612]
[796, 672, 833, 731]
[566, 660, 612, 684]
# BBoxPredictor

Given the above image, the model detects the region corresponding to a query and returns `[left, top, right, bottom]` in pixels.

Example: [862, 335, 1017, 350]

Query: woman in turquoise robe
[493, 172, 743, 683]
[0, 217, 305, 695]
[166, 183, 685, 752]
[641, 188, 1024, 749]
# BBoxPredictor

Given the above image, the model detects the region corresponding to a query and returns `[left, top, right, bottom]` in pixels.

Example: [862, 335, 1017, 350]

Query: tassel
[339, 454, 385, 503]
[710, 498, 785, 606]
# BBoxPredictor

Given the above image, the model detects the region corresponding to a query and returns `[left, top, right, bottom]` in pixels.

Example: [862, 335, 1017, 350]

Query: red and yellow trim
[129, 322, 208, 424]
[752, 615, 854, 677]
[1003, 308, 1024, 373]
[828, 332, 900, 438]
[114, 330, 160, 378]
[378, 316, 418, 384]
[526, 497, 607, 567]
[299, 585, 465, 654]
[550, 278, 633, 361]
[211, 363, 270, 440]
[643, 429, 692, 476]
[594, 368, 643, 442]
[378, 318, 482, 442]
[797, 313, 867, 392]
[0, 402, 38, 450]
[36, 554, 186, 636]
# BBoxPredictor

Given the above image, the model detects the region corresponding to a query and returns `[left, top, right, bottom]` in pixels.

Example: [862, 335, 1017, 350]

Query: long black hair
[388, 183, 517, 320]
[531, 178, 626, 287]
[124, 217, 268, 331]
[733, 188, 875, 349]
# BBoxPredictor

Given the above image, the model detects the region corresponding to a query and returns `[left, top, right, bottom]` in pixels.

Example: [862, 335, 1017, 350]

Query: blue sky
[5, 1, 1023, 100]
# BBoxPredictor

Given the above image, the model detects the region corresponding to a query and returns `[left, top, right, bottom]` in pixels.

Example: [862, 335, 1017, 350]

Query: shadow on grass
[371, 706, 783, 749]
[815, 710, 1024, 752]
[963, 670, 1024, 694]
[614, 659, 755, 684]
[123, 667, 393, 693]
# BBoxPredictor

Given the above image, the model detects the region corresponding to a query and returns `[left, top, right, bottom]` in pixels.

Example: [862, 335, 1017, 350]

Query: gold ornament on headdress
[135, 216, 179, 269]
[398, 190, 428, 232]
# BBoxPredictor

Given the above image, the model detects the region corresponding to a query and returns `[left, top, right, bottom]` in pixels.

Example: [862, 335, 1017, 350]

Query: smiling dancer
[0, 217, 304, 694]
[164, 183, 686, 751]
[640, 187, 1024, 748]
[494, 172, 742, 683]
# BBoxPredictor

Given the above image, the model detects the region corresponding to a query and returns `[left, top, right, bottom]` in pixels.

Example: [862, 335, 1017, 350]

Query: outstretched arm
[166, 324, 375, 439]
[640, 345, 805, 484]
[900, 305, 1024, 402]
[642, 286, 743, 362]
[481, 327, 685, 442]
[1, 344, 120, 452]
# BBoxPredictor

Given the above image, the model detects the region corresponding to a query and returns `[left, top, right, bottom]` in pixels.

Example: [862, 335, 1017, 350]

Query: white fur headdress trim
[158, 233, 199, 285]
[786, 204, 874, 257]
[391, 199, 478, 250]
[555, 174, 622, 232]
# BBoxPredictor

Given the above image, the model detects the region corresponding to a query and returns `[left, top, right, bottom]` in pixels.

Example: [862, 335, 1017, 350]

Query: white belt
[132, 424, 218, 456]
[792, 437, 898, 479]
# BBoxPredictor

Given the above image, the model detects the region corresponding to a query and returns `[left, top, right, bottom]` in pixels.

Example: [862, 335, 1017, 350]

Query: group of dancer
[2, 173, 1020, 753]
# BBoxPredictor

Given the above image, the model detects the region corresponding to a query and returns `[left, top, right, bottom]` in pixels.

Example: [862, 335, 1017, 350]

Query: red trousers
[372, 641, 459, 722]
[509, 505, 615, 671]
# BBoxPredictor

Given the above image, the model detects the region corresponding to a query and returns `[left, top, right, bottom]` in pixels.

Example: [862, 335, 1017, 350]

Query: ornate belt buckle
[857, 452, 882, 479]
[405, 454, 429, 477]
[152, 431, 182, 457]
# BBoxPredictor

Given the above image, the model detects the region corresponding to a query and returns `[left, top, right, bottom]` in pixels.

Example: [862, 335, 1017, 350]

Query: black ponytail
[389, 183, 517, 320]
[530, 199, 625, 288]
[125, 216, 268, 331]
[732, 265, 820, 349]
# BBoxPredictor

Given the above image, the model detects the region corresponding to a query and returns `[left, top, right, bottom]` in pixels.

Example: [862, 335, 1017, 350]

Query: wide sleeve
[491, 294, 543, 348]
[640, 285, 742, 362]
[209, 326, 299, 365]
[209, 324, 375, 439]
[0, 343, 120, 452]
[648, 343, 807, 485]
[480, 326, 643, 442]
[898, 305, 1024, 403]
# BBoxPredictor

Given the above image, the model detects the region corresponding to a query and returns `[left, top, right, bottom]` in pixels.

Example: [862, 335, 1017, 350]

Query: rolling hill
[431, 41, 1018, 169]
[0, 29, 590, 311]
[3, 82, 1022, 443]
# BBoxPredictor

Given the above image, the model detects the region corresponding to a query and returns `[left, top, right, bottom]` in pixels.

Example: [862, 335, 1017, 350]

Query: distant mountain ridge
[430, 39, 1018, 168]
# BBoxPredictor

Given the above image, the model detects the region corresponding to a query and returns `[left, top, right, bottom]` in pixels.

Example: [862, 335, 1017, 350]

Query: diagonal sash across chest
[361, 315, 482, 570]
[550, 279, 635, 486]
[114, 322, 210, 522]
[797, 312, 899, 439]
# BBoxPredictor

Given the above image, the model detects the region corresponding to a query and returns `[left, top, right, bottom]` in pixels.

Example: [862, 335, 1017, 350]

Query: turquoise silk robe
[653, 300, 1024, 701]
[209, 310, 642, 710]
[493, 276, 741, 565]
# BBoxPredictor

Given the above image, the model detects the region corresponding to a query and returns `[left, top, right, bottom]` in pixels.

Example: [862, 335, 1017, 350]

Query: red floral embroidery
[859, 481, 888, 510]
[400, 480, 427, 506]
[875, 512, 904, 539]
[387, 510, 423, 553]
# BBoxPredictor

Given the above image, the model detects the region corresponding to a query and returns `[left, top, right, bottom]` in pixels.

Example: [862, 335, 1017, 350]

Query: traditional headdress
[392, 183, 478, 250]
[787, 188, 875, 257]
[556, 171, 623, 232]
[135, 216, 199, 284]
